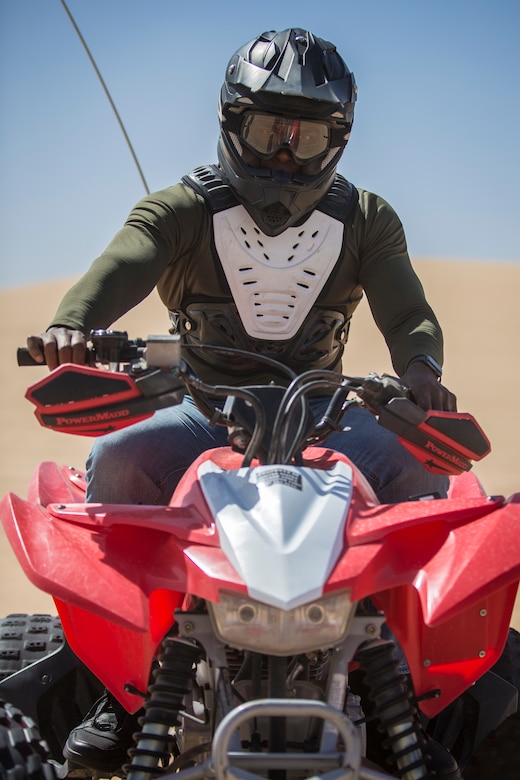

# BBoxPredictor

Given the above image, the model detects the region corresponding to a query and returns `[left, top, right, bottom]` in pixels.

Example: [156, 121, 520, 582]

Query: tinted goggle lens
[240, 113, 330, 162]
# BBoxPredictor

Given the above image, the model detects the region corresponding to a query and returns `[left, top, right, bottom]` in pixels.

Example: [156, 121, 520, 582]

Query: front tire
[0, 699, 56, 780]
[463, 712, 520, 780]
[0, 613, 104, 770]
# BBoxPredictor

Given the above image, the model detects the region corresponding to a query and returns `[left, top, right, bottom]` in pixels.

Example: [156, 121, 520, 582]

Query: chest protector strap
[183, 165, 357, 217]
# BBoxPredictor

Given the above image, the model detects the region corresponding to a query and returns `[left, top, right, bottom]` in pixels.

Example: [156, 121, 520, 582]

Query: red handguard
[378, 397, 491, 475]
[25, 363, 185, 436]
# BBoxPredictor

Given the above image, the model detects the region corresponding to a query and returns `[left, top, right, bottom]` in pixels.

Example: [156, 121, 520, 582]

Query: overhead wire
[59, 0, 150, 195]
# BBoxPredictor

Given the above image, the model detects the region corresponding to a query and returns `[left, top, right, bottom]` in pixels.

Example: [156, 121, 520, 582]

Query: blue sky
[1, 0, 518, 288]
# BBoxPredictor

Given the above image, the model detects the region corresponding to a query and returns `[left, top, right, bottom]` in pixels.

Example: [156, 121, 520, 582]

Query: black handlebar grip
[17, 347, 45, 366]
[16, 347, 95, 367]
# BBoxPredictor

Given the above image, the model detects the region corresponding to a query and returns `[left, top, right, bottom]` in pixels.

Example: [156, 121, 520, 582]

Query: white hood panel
[198, 460, 353, 609]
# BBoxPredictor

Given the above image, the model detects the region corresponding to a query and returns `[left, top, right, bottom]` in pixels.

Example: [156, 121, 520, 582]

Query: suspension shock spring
[355, 640, 430, 780]
[126, 637, 202, 780]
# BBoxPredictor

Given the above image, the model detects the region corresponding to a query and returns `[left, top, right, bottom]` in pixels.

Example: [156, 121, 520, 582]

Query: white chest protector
[213, 204, 344, 341]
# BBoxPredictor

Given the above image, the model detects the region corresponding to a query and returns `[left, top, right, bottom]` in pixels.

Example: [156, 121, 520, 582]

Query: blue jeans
[86, 397, 448, 505]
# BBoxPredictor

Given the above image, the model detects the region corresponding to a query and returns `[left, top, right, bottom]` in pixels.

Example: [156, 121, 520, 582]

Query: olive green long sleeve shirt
[50, 177, 443, 385]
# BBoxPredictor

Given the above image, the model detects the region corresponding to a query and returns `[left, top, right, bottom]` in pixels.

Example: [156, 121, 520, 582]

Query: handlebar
[17, 348, 47, 367]
[19, 330, 491, 473]
[17, 330, 148, 368]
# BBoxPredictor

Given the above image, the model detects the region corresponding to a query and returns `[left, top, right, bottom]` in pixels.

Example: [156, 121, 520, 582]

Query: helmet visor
[241, 113, 330, 163]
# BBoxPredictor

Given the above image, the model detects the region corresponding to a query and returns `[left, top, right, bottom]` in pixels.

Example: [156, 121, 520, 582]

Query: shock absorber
[126, 637, 202, 780]
[355, 640, 430, 780]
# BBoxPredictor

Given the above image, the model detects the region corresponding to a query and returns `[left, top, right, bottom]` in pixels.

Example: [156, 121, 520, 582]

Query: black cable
[60, 0, 150, 195]
[183, 343, 297, 383]
[269, 371, 351, 463]
[276, 377, 347, 463]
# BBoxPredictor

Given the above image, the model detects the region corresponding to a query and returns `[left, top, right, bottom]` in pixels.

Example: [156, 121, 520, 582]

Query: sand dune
[0, 259, 519, 628]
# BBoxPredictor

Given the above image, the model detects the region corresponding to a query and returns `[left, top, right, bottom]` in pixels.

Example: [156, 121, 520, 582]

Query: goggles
[240, 113, 330, 163]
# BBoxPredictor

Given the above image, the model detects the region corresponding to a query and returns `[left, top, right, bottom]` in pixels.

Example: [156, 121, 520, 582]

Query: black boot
[63, 690, 142, 773]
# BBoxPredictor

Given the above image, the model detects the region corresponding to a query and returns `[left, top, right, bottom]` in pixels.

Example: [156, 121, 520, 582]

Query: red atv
[1, 331, 519, 780]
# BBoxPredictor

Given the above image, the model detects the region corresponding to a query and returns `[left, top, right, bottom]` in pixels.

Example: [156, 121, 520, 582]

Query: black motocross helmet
[218, 28, 357, 235]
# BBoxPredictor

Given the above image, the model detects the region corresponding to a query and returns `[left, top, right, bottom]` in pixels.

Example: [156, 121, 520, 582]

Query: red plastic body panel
[1, 446, 519, 717]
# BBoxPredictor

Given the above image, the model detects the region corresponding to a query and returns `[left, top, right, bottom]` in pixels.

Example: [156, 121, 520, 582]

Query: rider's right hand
[26, 326, 87, 370]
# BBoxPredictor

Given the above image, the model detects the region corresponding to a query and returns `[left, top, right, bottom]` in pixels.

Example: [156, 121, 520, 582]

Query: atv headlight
[208, 590, 353, 656]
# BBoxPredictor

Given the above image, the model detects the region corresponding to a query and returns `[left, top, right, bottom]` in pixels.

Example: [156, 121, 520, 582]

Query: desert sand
[0, 259, 519, 629]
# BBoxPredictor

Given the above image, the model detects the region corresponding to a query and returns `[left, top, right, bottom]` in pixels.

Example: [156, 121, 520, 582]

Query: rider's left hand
[400, 361, 457, 412]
